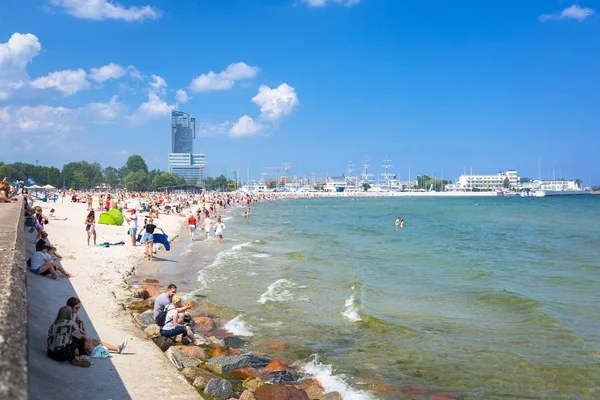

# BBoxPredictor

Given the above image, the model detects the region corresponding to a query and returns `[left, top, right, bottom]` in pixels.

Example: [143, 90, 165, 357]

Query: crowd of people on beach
[1, 175, 267, 370]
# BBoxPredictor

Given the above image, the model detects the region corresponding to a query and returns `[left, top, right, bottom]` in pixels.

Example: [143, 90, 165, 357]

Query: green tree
[503, 177, 510, 189]
[361, 182, 371, 192]
[575, 178, 582, 188]
[268, 181, 277, 189]
[103, 166, 120, 188]
[123, 170, 147, 191]
[71, 171, 89, 190]
[125, 155, 148, 174]
[187, 178, 198, 186]
[152, 172, 179, 189]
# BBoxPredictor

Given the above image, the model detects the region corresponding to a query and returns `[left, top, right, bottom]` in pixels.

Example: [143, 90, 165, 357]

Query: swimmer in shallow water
[395, 217, 401, 227]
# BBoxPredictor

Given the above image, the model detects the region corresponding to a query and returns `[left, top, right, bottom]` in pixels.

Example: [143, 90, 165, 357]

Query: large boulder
[321, 392, 343, 400]
[242, 377, 264, 392]
[181, 367, 205, 383]
[178, 346, 206, 360]
[305, 385, 324, 400]
[193, 370, 220, 391]
[239, 390, 257, 400]
[247, 354, 272, 368]
[254, 384, 309, 400]
[155, 336, 174, 352]
[224, 336, 248, 348]
[264, 360, 289, 372]
[133, 311, 155, 329]
[194, 316, 216, 333]
[204, 378, 234, 397]
[165, 346, 202, 369]
[232, 368, 264, 380]
[144, 324, 160, 339]
[205, 355, 251, 375]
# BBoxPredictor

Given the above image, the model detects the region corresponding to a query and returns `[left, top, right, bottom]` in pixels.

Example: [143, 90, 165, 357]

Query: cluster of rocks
[128, 281, 343, 400]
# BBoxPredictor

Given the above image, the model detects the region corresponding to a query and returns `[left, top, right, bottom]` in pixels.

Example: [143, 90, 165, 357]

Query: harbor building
[446, 170, 520, 191]
[168, 110, 205, 182]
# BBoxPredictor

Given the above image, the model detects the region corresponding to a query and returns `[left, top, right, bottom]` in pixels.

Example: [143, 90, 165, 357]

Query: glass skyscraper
[171, 110, 196, 153]
[168, 110, 205, 184]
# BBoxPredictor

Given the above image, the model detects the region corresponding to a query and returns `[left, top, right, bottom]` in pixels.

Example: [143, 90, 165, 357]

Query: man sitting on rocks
[154, 284, 194, 340]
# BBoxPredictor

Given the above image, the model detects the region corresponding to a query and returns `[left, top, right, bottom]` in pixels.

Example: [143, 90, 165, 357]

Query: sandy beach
[26, 198, 200, 400]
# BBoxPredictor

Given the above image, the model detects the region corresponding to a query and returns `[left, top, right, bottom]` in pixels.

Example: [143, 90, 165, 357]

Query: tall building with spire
[168, 110, 205, 184]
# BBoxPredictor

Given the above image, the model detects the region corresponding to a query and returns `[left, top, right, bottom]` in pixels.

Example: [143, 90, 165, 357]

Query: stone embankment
[129, 281, 343, 400]
[0, 200, 27, 399]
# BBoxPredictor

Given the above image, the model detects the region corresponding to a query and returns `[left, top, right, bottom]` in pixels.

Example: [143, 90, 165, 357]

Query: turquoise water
[172, 196, 600, 399]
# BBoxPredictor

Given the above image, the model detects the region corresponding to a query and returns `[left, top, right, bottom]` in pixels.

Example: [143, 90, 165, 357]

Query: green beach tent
[98, 209, 124, 226]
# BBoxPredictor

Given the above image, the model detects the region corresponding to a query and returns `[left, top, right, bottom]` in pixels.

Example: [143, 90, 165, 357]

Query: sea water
[155, 196, 600, 399]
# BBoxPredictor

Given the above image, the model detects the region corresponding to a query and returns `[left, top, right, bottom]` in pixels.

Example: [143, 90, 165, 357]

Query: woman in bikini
[85, 211, 96, 246]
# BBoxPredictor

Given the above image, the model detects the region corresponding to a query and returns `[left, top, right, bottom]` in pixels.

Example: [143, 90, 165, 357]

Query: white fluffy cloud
[227, 83, 299, 137]
[301, 0, 361, 7]
[89, 63, 126, 82]
[189, 62, 260, 93]
[49, 0, 161, 22]
[128, 65, 143, 80]
[128, 76, 174, 125]
[230, 115, 264, 137]
[86, 95, 128, 122]
[175, 89, 191, 104]
[0, 33, 42, 100]
[149, 74, 167, 92]
[539, 5, 596, 22]
[30, 68, 91, 96]
[14, 105, 75, 133]
[252, 83, 299, 121]
[0, 33, 41, 71]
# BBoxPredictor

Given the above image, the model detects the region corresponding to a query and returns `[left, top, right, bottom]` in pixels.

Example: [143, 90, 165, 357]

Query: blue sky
[1, 0, 599, 184]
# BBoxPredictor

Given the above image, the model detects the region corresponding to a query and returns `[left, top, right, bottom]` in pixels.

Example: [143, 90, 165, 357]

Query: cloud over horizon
[49, 0, 161, 22]
[539, 5, 596, 22]
[189, 62, 260, 93]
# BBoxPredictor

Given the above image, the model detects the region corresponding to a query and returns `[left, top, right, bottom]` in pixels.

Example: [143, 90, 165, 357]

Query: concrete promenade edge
[0, 199, 27, 399]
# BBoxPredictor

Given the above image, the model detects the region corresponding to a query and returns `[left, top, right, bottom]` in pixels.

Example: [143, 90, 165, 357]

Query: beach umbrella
[28, 184, 42, 189]
[42, 184, 56, 190]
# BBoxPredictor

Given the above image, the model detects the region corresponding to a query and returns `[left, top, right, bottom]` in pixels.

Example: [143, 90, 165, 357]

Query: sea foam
[224, 315, 253, 337]
[301, 355, 372, 400]
[197, 241, 254, 288]
[342, 285, 362, 322]
[258, 279, 304, 304]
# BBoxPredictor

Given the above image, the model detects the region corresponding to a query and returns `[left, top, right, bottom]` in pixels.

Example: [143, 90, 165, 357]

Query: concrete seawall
[0, 199, 27, 399]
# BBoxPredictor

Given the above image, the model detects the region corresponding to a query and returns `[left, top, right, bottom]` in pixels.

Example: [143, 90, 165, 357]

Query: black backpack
[155, 306, 170, 327]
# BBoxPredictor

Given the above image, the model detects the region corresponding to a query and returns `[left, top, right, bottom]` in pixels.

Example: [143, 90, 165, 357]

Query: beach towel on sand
[136, 233, 170, 251]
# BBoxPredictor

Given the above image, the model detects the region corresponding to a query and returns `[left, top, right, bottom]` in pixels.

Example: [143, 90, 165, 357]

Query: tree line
[0, 155, 235, 192]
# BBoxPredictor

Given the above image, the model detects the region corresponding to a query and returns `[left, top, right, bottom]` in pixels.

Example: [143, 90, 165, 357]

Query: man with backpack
[153, 284, 191, 329]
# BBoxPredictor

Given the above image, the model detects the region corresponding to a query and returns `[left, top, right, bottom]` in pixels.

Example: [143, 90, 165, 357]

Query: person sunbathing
[49, 208, 68, 221]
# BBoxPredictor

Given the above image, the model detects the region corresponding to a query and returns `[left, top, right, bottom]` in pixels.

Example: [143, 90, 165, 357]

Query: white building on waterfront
[446, 170, 519, 191]
[168, 153, 205, 182]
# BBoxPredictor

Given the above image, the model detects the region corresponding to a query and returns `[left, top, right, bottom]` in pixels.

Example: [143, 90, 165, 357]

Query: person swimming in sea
[395, 217, 401, 227]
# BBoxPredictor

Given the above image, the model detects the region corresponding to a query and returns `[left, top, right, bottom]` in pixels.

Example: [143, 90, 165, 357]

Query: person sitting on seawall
[29, 242, 59, 280]
[47, 306, 91, 368]
[161, 295, 204, 345]
[42, 244, 76, 278]
[37, 231, 65, 260]
[0, 181, 18, 203]
[66, 297, 127, 355]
